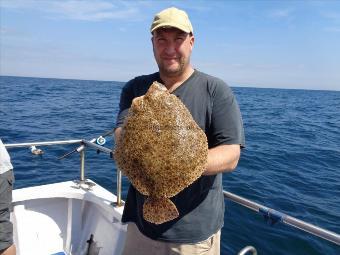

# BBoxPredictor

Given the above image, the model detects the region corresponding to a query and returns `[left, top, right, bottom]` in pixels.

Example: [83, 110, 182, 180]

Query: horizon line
[1, 74, 339, 92]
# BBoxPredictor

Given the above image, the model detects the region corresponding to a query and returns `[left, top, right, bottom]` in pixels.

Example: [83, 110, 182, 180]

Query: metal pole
[223, 190, 340, 246]
[283, 215, 340, 246]
[238, 246, 257, 255]
[80, 149, 85, 184]
[116, 169, 122, 206]
[4, 140, 82, 149]
[82, 140, 112, 154]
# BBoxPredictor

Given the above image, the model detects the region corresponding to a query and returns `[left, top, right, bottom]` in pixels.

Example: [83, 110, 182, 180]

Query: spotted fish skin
[143, 197, 179, 224]
[114, 81, 208, 224]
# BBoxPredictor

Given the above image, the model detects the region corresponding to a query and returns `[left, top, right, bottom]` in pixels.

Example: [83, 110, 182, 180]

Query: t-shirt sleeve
[115, 79, 135, 128]
[210, 82, 245, 148]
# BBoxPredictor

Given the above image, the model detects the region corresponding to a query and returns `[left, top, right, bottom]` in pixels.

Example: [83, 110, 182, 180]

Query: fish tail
[143, 197, 179, 224]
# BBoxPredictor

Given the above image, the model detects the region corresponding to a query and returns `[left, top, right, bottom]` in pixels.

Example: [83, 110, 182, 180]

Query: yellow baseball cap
[150, 7, 193, 34]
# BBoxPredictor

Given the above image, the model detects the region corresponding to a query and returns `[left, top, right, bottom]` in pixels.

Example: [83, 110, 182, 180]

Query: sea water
[0, 76, 339, 255]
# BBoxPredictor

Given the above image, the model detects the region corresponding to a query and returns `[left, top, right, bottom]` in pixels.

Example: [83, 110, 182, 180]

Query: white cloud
[321, 11, 340, 23]
[268, 8, 295, 19]
[50, 0, 140, 21]
[1, 0, 144, 21]
[0, 27, 8, 35]
[324, 27, 340, 32]
[320, 11, 340, 33]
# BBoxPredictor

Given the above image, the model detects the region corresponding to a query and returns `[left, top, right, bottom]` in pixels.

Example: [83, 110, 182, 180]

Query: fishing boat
[4, 137, 340, 255]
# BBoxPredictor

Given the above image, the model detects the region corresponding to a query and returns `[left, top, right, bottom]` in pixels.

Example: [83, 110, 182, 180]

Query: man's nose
[164, 42, 176, 55]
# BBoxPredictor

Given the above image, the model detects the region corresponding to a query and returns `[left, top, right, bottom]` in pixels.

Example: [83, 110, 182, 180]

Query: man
[0, 139, 16, 255]
[115, 7, 245, 255]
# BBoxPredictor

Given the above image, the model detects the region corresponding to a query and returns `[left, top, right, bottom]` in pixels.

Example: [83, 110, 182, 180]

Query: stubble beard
[158, 57, 187, 78]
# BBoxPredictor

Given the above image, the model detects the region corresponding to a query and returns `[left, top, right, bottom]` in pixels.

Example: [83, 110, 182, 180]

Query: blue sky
[1, 0, 340, 91]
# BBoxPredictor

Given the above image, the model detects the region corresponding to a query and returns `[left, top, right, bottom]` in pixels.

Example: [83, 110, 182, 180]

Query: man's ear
[190, 35, 195, 49]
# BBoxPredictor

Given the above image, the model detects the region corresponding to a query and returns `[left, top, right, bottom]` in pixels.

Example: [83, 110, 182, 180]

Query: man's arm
[203, 144, 241, 176]
[114, 127, 123, 145]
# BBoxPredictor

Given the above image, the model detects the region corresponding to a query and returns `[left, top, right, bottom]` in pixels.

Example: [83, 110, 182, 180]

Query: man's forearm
[203, 144, 241, 176]
[114, 127, 123, 144]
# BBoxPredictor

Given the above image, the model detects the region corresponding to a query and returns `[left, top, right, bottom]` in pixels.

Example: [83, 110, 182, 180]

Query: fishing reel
[96, 136, 106, 146]
[58, 129, 114, 160]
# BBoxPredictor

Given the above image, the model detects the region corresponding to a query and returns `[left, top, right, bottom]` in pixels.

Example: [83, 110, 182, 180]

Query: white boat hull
[11, 180, 127, 255]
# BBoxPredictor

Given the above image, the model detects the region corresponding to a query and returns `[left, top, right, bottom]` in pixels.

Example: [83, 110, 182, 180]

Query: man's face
[152, 28, 194, 77]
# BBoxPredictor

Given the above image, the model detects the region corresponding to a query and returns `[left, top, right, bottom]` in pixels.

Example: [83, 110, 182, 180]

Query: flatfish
[114, 81, 208, 224]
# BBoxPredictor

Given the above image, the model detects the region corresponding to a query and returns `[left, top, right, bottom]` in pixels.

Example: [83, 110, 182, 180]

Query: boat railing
[223, 191, 340, 246]
[4, 139, 340, 246]
[5, 139, 123, 206]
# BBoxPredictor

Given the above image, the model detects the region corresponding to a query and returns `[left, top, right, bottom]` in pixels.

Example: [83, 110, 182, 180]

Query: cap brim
[151, 23, 191, 33]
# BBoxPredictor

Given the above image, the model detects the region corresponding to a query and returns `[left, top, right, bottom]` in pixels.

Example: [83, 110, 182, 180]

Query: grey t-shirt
[116, 70, 245, 243]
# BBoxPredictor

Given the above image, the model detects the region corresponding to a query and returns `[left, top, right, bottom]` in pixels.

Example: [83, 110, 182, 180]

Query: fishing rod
[223, 190, 340, 246]
[58, 128, 115, 160]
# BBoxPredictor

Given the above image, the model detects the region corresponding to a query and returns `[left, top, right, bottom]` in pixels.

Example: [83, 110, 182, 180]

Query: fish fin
[143, 197, 179, 225]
